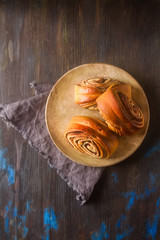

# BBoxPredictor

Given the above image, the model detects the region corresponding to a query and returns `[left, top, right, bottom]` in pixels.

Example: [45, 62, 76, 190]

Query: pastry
[96, 82, 144, 136]
[75, 77, 119, 110]
[64, 116, 119, 158]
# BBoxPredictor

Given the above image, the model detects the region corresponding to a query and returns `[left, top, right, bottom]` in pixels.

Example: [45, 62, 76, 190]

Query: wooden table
[0, 1, 160, 239]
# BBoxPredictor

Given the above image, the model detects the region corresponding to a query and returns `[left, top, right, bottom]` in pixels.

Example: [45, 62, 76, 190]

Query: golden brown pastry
[75, 77, 119, 110]
[96, 82, 144, 136]
[64, 116, 119, 159]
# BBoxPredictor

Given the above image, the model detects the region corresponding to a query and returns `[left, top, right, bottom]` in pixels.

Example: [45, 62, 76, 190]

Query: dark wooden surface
[0, 0, 160, 239]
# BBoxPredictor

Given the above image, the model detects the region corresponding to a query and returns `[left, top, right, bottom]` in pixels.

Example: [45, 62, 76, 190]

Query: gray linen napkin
[0, 83, 104, 205]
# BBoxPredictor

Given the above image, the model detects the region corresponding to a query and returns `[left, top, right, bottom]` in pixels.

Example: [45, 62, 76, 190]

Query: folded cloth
[0, 83, 104, 205]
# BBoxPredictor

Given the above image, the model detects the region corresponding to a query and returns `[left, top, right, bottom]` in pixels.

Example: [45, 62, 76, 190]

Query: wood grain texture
[0, 0, 160, 239]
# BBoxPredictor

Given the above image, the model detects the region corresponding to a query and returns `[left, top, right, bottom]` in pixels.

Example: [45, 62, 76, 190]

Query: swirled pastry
[75, 77, 119, 110]
[96, 83, 144, 136]
[64, 116, 119, 159]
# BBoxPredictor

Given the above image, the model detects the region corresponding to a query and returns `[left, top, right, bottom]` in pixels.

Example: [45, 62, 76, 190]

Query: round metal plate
[45, 63, 150, 167]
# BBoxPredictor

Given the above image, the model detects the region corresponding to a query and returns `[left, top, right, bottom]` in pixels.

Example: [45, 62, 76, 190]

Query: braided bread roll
[75, 77, 119, 110]
[96, 82, 144, 136]
[64, 116, 119, 159]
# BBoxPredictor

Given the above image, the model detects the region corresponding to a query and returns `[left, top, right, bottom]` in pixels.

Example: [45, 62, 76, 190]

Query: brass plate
[45, 63, 150, 167]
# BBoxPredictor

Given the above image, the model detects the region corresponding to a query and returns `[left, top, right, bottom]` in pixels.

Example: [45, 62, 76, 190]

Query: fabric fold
[0, 83, 104, 205]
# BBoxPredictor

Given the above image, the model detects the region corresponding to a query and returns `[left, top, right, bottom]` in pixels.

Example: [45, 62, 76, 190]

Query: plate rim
[45, 63, 150, 167]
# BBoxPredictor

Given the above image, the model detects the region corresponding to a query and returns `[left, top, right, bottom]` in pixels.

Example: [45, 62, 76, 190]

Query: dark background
[0, 0, 160, 239]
